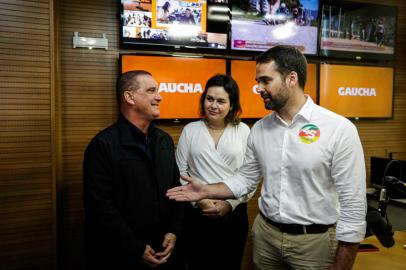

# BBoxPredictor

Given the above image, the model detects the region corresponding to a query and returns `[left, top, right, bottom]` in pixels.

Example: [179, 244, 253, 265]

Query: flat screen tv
[121, 0, 228, 50]
[319, 1, 397, 60]
[231, 60, 317, 118]
[319, 64, 394, 118]
[121, 54, 226, 119]
[230, 0, 320, 55]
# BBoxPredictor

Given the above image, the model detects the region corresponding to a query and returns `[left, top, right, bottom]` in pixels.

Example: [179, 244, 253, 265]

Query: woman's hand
[202, 200, 232, 218]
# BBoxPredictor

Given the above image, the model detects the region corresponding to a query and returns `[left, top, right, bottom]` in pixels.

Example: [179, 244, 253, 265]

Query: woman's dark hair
[199, 74, 242, 125]
[162, 1, 170, 11]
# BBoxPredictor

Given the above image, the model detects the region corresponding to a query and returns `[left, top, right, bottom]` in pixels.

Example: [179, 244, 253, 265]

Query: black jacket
[83, 116, 184, 269]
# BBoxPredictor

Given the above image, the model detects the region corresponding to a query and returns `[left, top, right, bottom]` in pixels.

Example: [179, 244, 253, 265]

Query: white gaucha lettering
[338, 87, 377, 96]
[194, 83, 202, 93]
[158, 83, 203, 93]
[177, 83, 185, 93]
[159, 83, 167, 92]
[168, 83, 176, 93]
[183, 83, 193, 93]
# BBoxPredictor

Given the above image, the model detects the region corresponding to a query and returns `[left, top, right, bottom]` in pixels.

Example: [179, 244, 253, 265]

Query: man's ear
[123, 91, 136, 105]
[286, 71, 298, 87]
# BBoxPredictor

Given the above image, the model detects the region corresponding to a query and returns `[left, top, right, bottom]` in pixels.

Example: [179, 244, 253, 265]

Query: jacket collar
[117, 115, 157, 147]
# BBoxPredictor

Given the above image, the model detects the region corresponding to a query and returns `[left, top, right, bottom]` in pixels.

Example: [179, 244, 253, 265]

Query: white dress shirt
[224, 97, 367, 243]
[176, 120, 253, 210]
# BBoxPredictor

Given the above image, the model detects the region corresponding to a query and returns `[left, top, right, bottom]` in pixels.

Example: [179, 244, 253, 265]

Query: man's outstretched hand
[166, 175, 206, 202]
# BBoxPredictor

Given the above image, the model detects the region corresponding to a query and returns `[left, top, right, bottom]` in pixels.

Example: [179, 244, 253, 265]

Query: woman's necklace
[205, 120, 225, 131]
[205, 120, 226, 149]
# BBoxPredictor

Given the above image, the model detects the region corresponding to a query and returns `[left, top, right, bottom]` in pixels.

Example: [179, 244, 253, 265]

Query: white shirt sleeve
[175, 125, 190, 184]
[226, 123, 256, 210]
[224, 123, 263, 198]
[332, 121, 367, 243]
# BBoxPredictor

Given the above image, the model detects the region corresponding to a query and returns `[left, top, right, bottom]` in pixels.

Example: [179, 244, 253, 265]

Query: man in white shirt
[167, 45, 367, 270]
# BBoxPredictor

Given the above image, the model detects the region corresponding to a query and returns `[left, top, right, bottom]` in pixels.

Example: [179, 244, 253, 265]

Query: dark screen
[370, 157, 405, 188]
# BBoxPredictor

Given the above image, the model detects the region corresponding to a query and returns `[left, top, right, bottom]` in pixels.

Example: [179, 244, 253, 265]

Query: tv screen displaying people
[121, 0, 227, 49]
[230, 0, 319, 55]
[320, 1, 397, 60]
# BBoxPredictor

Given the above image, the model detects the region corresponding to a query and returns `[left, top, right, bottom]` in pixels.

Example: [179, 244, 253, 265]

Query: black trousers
[183, 203, 249, 270]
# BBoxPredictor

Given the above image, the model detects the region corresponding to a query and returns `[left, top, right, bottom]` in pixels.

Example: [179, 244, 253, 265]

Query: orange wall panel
[122, 55, 226, 119]
[320, 64, 394, 118]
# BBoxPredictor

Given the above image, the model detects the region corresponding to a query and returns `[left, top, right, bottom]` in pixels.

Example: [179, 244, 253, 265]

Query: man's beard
[262, 85, 289, 111]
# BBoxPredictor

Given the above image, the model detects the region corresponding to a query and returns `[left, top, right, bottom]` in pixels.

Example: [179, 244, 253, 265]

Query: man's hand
[142, 245, 163, 268]
[330, 241, 359, 270]
[154, 233, 177, 262]
[201, 200, 232, 218]
[166, 175, 206, 202]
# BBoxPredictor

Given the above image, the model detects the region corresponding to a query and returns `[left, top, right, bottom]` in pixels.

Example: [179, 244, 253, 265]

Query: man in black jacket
[83, 70, 184, 269]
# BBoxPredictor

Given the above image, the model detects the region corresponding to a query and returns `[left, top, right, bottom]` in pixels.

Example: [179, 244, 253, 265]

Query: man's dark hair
[116, 70, 152, 105]
[199, 74, 242, 125]
[256, 45, 307, 89]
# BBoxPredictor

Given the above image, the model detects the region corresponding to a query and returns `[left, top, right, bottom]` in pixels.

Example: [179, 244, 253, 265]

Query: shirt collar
[272, 95, 315, 124]
[296, 95, 314, 122]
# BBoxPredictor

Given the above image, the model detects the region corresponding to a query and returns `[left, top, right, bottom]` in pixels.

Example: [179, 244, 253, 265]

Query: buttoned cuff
[223, 175, 247, 199]
[226, 199, 240, 211]
[336, 220, 367, 243]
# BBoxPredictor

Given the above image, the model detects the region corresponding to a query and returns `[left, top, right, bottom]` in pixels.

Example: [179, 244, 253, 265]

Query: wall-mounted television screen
[320, 1, 397, 60]
[230, 0, 319, 54]
[121, 0, 228, 50]
[231, 60, 317, 118]
[319, 64, 394, 118]
[121, 54, 226, 119]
